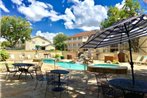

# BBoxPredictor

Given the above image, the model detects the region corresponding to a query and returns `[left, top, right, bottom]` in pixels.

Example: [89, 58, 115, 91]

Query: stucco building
[66, 30, 96, 51]
[25, 36, 55, 50]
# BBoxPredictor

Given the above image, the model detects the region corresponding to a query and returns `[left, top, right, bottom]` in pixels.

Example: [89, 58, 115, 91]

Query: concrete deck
[0, 61, 147, 98]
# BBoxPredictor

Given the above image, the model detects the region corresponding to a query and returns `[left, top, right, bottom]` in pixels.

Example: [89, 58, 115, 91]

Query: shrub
[55, 54, 60, 58]
[112, 60, 119, 64]
[60, 56, 64, 59]
[0, 50, 9, 61]
[49, 49, 55, 52]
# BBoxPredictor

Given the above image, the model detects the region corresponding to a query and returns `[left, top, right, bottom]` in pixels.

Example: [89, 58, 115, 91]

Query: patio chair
[33, 61, 43, 72]
[34, 70, 46, 90]
[34, 70, 56, 89]
[101, 83, 123, 98]
[95, 73, 123, 98]
[45, 71, 71, 98]
[45, 71, 60, 97]
[5, 63, 18, 79]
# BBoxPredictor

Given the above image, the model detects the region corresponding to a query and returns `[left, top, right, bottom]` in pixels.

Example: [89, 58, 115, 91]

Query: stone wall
[6, 50, 62, 60]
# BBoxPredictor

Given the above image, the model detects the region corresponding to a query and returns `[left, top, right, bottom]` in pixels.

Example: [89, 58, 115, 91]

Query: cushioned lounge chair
[134, 56, 144, 64]
[141, 56, 147, 65]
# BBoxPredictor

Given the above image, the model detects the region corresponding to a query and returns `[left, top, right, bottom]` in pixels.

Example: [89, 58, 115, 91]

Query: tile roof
[70, 30, 96, 38]
[32, 36, 51, 43]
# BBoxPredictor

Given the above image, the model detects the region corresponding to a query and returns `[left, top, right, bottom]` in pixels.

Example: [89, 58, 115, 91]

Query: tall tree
[101, 0, 140, 28]
[101, 0, 140, 52]
[53, 33, 68, 51]
[1, 16, 32, 48]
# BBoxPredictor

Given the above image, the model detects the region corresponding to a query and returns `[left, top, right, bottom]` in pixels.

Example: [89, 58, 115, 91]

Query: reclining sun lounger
[134, 56, 144, 64]
[141, 56, 147, 65]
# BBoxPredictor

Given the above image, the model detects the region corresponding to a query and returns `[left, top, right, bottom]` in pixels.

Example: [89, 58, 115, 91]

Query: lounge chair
[141, 56, 147, 65]
[134, 56, 144, 64]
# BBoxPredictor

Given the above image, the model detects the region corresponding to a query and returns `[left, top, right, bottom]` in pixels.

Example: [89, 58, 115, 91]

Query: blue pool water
[43, 59, 119, 70]
[43, 59, 87, 70]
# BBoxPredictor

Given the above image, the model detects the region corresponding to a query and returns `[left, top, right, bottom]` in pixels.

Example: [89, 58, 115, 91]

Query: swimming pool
[43, 59, 87, 70]
[43, 59, 121, 70]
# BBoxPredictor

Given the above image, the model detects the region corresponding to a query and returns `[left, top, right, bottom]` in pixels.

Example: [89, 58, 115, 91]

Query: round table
[50, 69, 69, 92]
[13, 63, 35, 79]
[109, 78, 147, 98]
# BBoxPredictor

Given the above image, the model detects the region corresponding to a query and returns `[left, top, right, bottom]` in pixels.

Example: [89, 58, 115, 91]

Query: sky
[0, 0, 147, 42]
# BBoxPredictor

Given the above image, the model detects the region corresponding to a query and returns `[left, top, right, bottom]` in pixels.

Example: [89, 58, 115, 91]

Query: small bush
[49, 49, 55, 52]
[60, 56, 64, 59]
[112, 60, 119, 64]
[55, 54, 60, 58]
[0, 50, 9, 61]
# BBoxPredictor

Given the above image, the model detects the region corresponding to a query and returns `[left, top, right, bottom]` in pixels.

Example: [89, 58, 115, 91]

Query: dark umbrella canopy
[81, 14, 147, 85]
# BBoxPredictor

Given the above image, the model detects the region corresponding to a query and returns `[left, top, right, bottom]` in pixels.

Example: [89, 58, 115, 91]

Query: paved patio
[0, 61, 147, 98]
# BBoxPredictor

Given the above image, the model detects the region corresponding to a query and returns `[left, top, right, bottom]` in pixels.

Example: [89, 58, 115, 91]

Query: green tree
[101, 0, 140, 28]
[53, 33, 68, 51]
[101, 0, 140, 52]
[1, 41, 10, 49]
[0, 16, 32, 48]
[0, 50, 9, 61]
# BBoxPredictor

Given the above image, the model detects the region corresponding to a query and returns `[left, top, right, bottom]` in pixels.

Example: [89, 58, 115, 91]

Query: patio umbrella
[80, 14, 147, 85]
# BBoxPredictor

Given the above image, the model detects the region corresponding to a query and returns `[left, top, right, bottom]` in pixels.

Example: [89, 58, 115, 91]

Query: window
[73, 38, 77, 40]
[78, 37, 82, 40]
[41, 46, 45, 50]
[84, 36, 87, 39]
[73, 44, 76, 47]
[110, 44, 118, 52]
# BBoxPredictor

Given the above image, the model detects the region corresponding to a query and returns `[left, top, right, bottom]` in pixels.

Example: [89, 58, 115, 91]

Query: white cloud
[36, 31, 59, 43]
[11, 0, 23, 5]
[115, 0, 125, 9]
[0, 0, 9, 13]
[17, 0, 56, 22]
[50, 0, 108, 31]
[68, 0, 80, 4]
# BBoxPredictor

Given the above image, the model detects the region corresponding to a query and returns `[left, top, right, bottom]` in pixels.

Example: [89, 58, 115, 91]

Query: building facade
[25, 36, 55, 50]
[66, 31, 96, 51]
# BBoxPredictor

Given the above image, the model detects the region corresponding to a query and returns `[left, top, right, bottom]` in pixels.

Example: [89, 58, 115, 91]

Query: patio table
[13, 63, 35, 79]
[50, 69, 69, 92]
[108, 78, 147, 98]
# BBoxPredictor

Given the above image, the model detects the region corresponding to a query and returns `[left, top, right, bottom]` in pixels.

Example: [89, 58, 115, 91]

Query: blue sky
[0, 0, 147, 42]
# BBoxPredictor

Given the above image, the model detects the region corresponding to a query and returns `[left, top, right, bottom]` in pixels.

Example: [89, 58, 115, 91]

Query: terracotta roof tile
[70, 30, 96, 38]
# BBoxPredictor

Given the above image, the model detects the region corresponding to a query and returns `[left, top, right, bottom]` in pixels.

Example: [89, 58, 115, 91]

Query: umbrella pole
[124, 24, 135, 85]
[128, 38, 135, 86]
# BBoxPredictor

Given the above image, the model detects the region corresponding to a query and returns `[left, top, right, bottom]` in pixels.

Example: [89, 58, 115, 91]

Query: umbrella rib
[80, 30, 101, 48]
[95, 31, 147, 46]
[129, 15, 145, 31]
[80, 29, 111, 48]
[94, 30, 112, 49]
[94, 27, 147, 42]
[130, 21, 147, 32]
